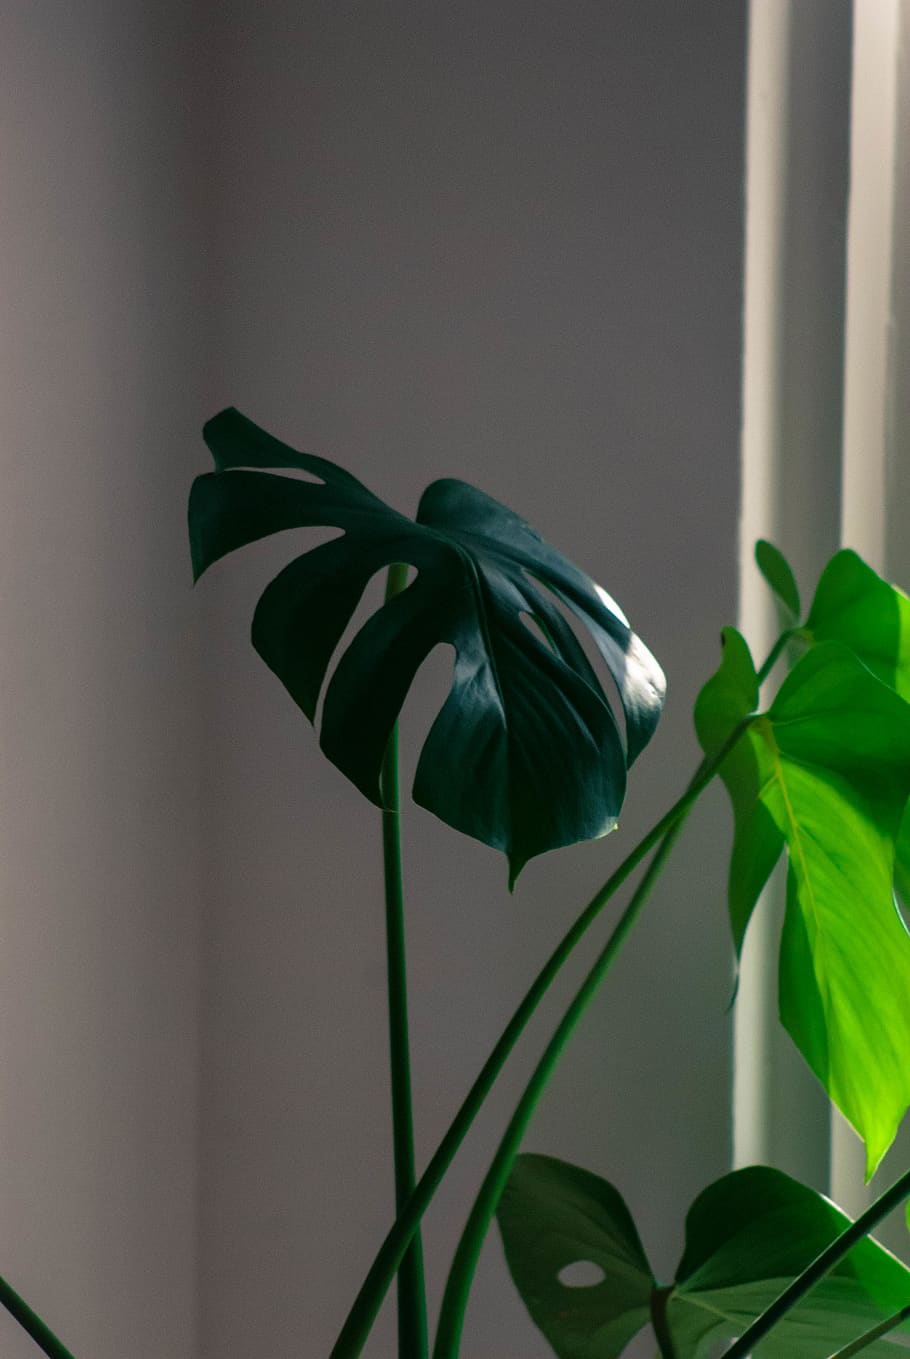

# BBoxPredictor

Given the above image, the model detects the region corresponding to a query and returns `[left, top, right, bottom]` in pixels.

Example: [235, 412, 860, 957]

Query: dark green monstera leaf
[497, 1154, 655, 1359]
[189, 409, 665, 882]
[498, 1155, 910, 1359]
[695, 629, 910, 1176]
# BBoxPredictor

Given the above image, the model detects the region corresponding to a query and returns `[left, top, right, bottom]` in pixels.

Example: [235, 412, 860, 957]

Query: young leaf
[189, 409, 666, 883]
[804, 551, 910, 700]
[693, 626, 780, 951]
[499, 1157, 910, 1359]
[496, 1154, 655, 1359]
[756, 540, 801, 626]
[696, 636, 910, 1176]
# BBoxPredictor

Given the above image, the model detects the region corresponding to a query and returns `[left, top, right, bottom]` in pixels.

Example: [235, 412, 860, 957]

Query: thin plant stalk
[332, 633, 776, 1359]
[329, 729, 737, 1359]
[427, 630, 790, 1355]
[719, 1164, 910, 1359]
[432, 788, 693, 1358]
[650, 1287, 678, 1359]
[825, 1303, 910, 1359]
[380, 562, 428, 1359]
[0, 1274, 76, 1359]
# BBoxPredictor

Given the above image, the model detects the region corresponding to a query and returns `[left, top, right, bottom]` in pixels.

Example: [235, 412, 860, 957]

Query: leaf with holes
[189, 408, 666, 883]
[696, 632, 910, 1176]
[496, 1154, 655, 1359]
[499, 1157, 910, 1359]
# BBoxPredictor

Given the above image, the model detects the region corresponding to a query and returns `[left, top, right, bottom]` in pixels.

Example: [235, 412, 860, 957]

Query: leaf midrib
[756, 722, 834, 1020]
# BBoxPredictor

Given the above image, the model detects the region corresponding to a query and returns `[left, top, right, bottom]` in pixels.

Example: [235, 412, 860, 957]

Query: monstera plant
[7, 410, 910, 1359]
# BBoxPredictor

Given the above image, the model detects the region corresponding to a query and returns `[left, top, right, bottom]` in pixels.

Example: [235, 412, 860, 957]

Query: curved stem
[331, 695, 753, 1359]
[650, 1286, 678, 1359]
[381, 563, 428, 1359]
[0, 1274, 76, 1359]
[756, 627, 795, 685]
[719, 1164, 910, 1359]
[432, 784, 695, 1358]
[426, 620, 789, 1355]
[329, 740, 730, 1359]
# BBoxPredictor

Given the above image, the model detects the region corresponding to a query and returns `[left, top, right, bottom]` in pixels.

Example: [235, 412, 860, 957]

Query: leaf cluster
[187, 417, 910, 1359]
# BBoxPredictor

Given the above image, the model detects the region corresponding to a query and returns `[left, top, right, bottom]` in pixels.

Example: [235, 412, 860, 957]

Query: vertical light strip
[735, 0, 792, 1175]
[840, 0, 900, 570]
[831, 0, 905, 1234]
[735, 0, 851, 1185]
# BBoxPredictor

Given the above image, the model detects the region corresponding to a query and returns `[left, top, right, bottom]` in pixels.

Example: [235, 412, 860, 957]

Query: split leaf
[190, 408, 665, 883]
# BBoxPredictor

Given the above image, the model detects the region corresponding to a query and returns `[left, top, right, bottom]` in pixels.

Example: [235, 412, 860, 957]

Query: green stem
[719, 1164, 910, 1359]
[826, 1302, 910, 1359]
[330, 717, 749, 1359]
[0, 1274, 76, 1359]
[426, 625, 815, 1355]
[831, 1304, 910, 1359]
[650, 1286, 678, 1359]
[756, 627, 795, 685]
[432, 782, 695, 1358]
[381, 563, 428, 1359]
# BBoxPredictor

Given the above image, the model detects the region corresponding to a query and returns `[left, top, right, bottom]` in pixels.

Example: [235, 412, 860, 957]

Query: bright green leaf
[810, 552, 910, 919]
[693, 626, 780, 951]
[496, 1154, 655, 1359]
[771, 550, 910, 995]
[189, 409, 666, 882]
[894, 803, 910, 912]
[697, 636, 910, 1176]
[804, 550, 910, 700]
[756, 540, 801, 625]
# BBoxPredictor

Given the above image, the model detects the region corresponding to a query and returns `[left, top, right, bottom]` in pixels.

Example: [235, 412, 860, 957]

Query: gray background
[0, 2, 745, 1355]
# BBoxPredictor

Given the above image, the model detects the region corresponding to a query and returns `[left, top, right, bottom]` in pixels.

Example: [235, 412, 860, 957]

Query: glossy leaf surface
[804, 551, 910, 698]
[894, 803, 910, 912]
[695, 630, 910, 1175]
[757, 548, 910, 944]
[802, 551, 910, 918]
[189, 409, 665, 881]
[499, 1157, 910, 1359]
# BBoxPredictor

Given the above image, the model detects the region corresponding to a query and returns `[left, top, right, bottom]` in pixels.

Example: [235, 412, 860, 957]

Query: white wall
[0, 3, 206, 1356]
[0, 3, 747, 1357]
[199, 4, 746, 1357]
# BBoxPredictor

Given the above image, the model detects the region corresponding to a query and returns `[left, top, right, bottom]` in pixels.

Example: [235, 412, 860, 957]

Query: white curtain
[736, 0, 910, 1249]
